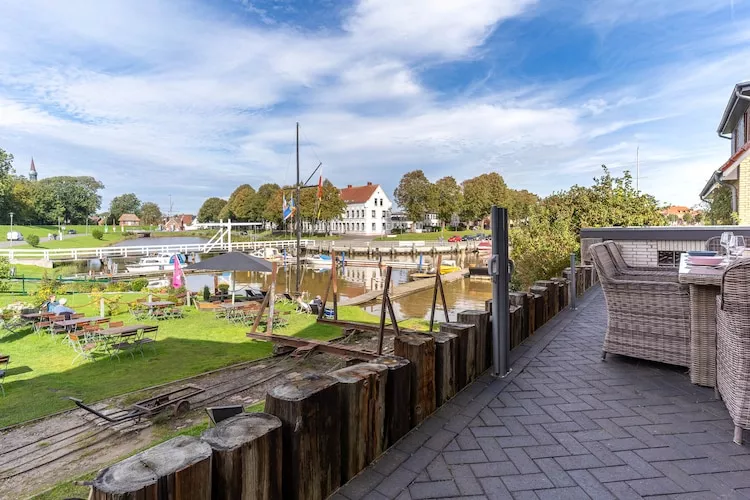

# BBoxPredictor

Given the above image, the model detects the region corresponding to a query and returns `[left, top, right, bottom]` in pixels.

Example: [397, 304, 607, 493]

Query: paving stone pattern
[334, 287, 750, 499]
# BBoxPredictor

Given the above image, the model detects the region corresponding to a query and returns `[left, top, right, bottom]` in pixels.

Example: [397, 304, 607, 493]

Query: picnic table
[143, 301, 174, 308]
[21, 311, 53, 321]
[54, 316, 107, 329]
[678, 253, 724, 387]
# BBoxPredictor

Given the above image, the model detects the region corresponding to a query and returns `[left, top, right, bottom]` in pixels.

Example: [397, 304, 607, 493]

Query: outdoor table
[219, 303, 254, 310]
[53, 316, 107, 329]
[96, 324, 152, 337]
[678, 253, 724, 387]
[21, 312, 52, 321]
[143, 301, 174, 308]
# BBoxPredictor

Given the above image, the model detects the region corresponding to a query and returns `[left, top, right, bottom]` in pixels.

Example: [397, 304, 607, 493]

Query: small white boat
[303, 254, 333, 267]
[146, 279, 170, 289]
[251, 248, 285, 262]
[127, 253, 186, 273]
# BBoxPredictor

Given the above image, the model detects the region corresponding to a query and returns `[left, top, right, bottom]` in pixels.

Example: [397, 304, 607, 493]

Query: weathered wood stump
[394, 333, 436, 426]
[330, 363, 388, 482]
[439, 323, 476, 389]
[201, 413, 282, 500]
[509, 305, 524, 349]
[265, 374, 341, 500]
[457, 310, 491, 372]
[428, 331, 458, 406]
[374, 355, 412, 446]
[552, 278, 568, 309]
[509, 292, 532, 342]
[529, 288, 547, 328]
[535, 280, 558, 318]
[90, 435, 212, 500]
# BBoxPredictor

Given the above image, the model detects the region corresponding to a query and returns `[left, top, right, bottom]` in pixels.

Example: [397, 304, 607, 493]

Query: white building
[332, 182, 393, 236]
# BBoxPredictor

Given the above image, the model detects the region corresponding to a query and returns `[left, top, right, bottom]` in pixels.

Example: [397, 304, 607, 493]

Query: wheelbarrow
[69, 384, 205, 422]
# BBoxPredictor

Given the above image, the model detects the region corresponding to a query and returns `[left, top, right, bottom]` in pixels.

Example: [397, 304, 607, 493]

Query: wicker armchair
[705, 236, 727, 255]
[590, 243, 691, 367]
[716, 259, 750, 444]
[603, 241, 678, 281]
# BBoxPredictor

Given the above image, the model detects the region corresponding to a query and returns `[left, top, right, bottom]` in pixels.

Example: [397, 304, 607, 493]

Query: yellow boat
[439, 259, 461, 274]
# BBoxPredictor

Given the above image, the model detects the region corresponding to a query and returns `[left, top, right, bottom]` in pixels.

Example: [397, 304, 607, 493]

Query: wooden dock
[341, 268, 469, 306]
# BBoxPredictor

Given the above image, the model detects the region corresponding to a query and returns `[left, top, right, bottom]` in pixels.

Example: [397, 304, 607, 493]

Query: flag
[283, 193, 295, 221]
[172, 255, 183, 289]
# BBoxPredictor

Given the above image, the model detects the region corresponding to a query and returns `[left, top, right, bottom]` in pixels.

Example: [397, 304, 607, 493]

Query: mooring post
[569, 253, 577, 311]
[489, 206, 510, 378]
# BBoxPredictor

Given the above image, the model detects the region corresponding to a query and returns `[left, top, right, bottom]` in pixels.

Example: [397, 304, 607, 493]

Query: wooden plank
[246, 332, 378, 360]
[266, 375, 341, 500]
[201, 413, 282, 500]
[373, 355, 412, 446]
[394, 333, 436, 426]
[439, 323, 476, 389]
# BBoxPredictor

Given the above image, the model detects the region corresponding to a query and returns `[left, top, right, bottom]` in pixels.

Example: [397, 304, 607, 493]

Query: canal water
[100, 237, 492, 321]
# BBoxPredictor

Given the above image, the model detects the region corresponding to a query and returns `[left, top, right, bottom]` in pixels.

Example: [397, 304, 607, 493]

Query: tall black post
[490, 206, 510, 377]
[295, 122, 301, 293]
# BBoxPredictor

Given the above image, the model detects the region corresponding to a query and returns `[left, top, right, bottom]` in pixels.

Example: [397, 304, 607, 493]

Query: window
[372, 210, 376, 218]
[374, 198, 378, 205]
[382, 210, 386, 218]
[382, 222, 386, 229]
[372, 223, 376, 231]
[380, 199, 383, 206]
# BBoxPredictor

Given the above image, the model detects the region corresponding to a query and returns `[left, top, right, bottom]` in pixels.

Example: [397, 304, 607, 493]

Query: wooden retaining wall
[89, 265, 598, 499]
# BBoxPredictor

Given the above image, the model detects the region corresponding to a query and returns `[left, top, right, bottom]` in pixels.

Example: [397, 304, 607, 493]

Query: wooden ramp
[341, 268, 468, 306]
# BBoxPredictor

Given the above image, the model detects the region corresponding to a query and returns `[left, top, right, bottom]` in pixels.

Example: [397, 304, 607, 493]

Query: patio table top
[95, 324, 153, 337]
[53, 316, 107, 328]
[678, 253, 724, 286]
[143, 301, 174, 308]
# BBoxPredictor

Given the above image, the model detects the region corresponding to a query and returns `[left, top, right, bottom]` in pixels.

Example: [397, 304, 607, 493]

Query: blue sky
[0, 0, 748, 214]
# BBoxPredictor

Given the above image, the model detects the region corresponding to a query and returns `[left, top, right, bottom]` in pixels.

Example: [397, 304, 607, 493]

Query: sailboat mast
[296, 122, 302, 293]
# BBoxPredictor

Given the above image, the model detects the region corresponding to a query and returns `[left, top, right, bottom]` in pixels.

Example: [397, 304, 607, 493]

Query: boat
[303, 254, 333, 266]
[126, 253, 186, 273]
[476, 241, 492, 253]
[410, 272, 436, 281]
[439, 259, 461, 274]
[146, 278, 170, 289]
[251, 247, 285, 262]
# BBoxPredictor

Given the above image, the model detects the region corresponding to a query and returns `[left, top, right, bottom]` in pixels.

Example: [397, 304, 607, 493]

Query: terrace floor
[336, 286, 750, 500]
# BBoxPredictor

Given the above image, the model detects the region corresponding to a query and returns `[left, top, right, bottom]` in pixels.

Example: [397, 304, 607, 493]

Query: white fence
[0, 240, 310, 262]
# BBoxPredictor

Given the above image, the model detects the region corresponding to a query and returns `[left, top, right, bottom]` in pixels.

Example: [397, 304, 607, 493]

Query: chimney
[347, 184, 353, 188]
[367, 182, 372, 186]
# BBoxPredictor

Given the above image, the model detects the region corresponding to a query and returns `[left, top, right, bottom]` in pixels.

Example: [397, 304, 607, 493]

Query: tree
[506, 189, 539, 222]
[109, 193, 141, 223]
[317, 180, 347, 227]
[667, 213, 679, 225]
[222, 184, 256, 221]
[434, 176, 463, 229]
[0, 148, 19, 218]
[461, 172, 507, 223]
[253, 183, 280, 222]
[34, 176, 104, 223]
[393, 170, 436, 228]
[198, 197, 227, 222]
[704, 186, 735, 225]
[682, 212, 694, 225]
[140, 202, 163, 226]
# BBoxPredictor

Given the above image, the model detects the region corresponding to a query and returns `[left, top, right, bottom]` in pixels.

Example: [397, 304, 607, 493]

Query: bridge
[0, 239, 310, 262]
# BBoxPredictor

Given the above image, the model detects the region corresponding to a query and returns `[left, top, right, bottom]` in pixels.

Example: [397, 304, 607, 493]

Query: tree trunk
[90, 436, 212, 500]
[394, 333, 436, 426]
[428, 331, 458, 406]
[456, 310, 491, 373]
[201, 413, 282, 500]
[265, 374, 341, 500]
[330, 363, 388, 482]
[439, 323, 476, 390]
[373, 355, 412, 446]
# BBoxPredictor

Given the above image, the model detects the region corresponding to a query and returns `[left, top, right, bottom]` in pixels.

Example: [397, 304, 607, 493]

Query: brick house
[118, 213, 141, 227]
[163, 214, 194, 231]
[700, 81, 750, 223]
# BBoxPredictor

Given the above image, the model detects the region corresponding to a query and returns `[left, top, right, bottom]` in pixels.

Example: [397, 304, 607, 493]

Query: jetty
[341, 267, 469, 306]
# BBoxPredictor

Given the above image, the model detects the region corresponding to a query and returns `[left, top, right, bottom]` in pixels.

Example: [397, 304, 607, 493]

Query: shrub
[106, 282, 130, 293]
[26, 234, 40, 247]
[92, 229, 104, 240]
[130, 278, 149, 292]
[202, 285, 210, 301]
[218, 283, 229, 295]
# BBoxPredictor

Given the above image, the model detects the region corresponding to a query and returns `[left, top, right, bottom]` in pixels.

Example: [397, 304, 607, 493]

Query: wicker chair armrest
[608, 278, 688, 294]
[628, 265, 678, 273]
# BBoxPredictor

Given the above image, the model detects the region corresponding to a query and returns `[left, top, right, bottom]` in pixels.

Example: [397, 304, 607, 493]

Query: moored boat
[126, 253, 186, 273]
[303, 254, 333, 266]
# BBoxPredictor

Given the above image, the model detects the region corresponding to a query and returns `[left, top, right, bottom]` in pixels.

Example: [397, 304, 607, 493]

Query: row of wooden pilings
[87, 265, 599, 500]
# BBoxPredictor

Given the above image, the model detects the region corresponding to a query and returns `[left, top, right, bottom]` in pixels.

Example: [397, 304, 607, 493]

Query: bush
[130, 278, 149, 292]
[92, 229, 103, 240]
[218, 283, 229, 294]
[106, 282, 130, 292]
[203, 285, 210, 301]
[26, 234, 40, 247]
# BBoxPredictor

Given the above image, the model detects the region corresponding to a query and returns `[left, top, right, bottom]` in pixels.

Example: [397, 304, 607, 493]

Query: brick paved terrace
[335, 286, 750, 500]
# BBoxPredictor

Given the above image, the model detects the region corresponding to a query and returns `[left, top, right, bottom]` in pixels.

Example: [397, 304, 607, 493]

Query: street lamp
[9, 212, 14, 246]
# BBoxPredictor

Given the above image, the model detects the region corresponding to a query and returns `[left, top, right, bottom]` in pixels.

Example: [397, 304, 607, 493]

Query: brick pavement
[334, 287, 750, 499]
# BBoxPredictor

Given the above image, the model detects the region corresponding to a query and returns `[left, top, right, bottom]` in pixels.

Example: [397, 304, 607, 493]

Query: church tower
[29, 158, 37, 181]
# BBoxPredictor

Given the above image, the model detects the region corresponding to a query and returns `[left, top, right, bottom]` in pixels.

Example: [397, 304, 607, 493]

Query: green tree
[198, 197, 228, 222]
[682, 212, 694, 225]
[139, 202, 163, 226]
[222, 184, 256, 221]
[34, 176, 104, 223]
[393, 170, 436, 228]
[705, 186, 735, 225]
[109, 193, 141, 223]
[253, 183, 280, 222]
[461, 172, 507, 222]
[10, 177, 38, 224]
[506, 189, 539, 222]
[434, 176, 463, 229]
[318, 180, 346, 227]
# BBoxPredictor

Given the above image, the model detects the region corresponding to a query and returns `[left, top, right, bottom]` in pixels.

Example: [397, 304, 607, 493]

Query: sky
[0, 0, 749, 214]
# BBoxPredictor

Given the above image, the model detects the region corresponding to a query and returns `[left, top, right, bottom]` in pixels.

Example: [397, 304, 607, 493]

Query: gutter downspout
[700, 171, 738, 213]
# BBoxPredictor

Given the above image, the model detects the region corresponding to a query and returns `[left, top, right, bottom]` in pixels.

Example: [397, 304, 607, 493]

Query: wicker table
[678, 254, 725, 387]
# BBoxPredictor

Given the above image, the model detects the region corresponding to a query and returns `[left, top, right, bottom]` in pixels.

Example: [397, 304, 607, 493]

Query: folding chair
[0, 354, 8, 396]
[133, 326, 158, 356]
[68, 334, 96, 364]
[206, 405, 244, 426]
[109, 321, 124, 328]
[109, 332, 137, 361]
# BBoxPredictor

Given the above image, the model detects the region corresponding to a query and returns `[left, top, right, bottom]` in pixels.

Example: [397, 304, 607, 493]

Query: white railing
[0, 240, 310, 261]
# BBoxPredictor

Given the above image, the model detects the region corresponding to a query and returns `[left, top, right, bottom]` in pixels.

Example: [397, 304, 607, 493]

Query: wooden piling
[535, 280, 558, 318]
[439, 323, 476, 389]
[529, 287, 547, 328]
[509, 305, 524, 349]
[90, 436, 212, 500]
[428, 331, 458, 406]
[265, 374, 341, 500]
[201, 413, 282, 500]
[456, 310, 492, 372]
[394, 333, 436, 426]
[330, 363, 388, 482]
[374, 355, 411, 446]
[509, 292, 532, 341]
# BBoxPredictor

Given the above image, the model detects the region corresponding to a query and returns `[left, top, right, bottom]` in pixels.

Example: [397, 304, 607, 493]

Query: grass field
[0, 292, 420, 429]
[0, 225, 131, 249]
[375, 229, 489, 241]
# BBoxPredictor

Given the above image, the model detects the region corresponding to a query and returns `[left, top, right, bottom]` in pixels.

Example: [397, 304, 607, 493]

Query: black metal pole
[295, 122, 301, 293]
[569, 253, 577, 311]
[490, 206, 510, 377]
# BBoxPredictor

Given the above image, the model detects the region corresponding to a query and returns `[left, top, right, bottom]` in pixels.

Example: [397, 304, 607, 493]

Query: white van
[6, 231, 23, 241]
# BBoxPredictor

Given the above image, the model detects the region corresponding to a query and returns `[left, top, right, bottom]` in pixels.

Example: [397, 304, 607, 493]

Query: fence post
[569, 253, 577, 310]
[100, 298, 105, 317]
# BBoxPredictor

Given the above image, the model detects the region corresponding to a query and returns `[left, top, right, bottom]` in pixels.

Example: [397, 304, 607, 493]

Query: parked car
[476, 233, 489, 240]
[448, 235, 462, 243]
[461, 235, 476, 241]
[67, 229, 77, 235]
[6, 231, 23, 241]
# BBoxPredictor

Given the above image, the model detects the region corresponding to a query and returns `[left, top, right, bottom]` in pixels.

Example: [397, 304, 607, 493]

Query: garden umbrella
[184, 252, 273, 303]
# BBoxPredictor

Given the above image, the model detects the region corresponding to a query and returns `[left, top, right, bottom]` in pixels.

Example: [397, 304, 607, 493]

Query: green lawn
[375, 229, 489, 241]
[0, 225, 131, 249]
